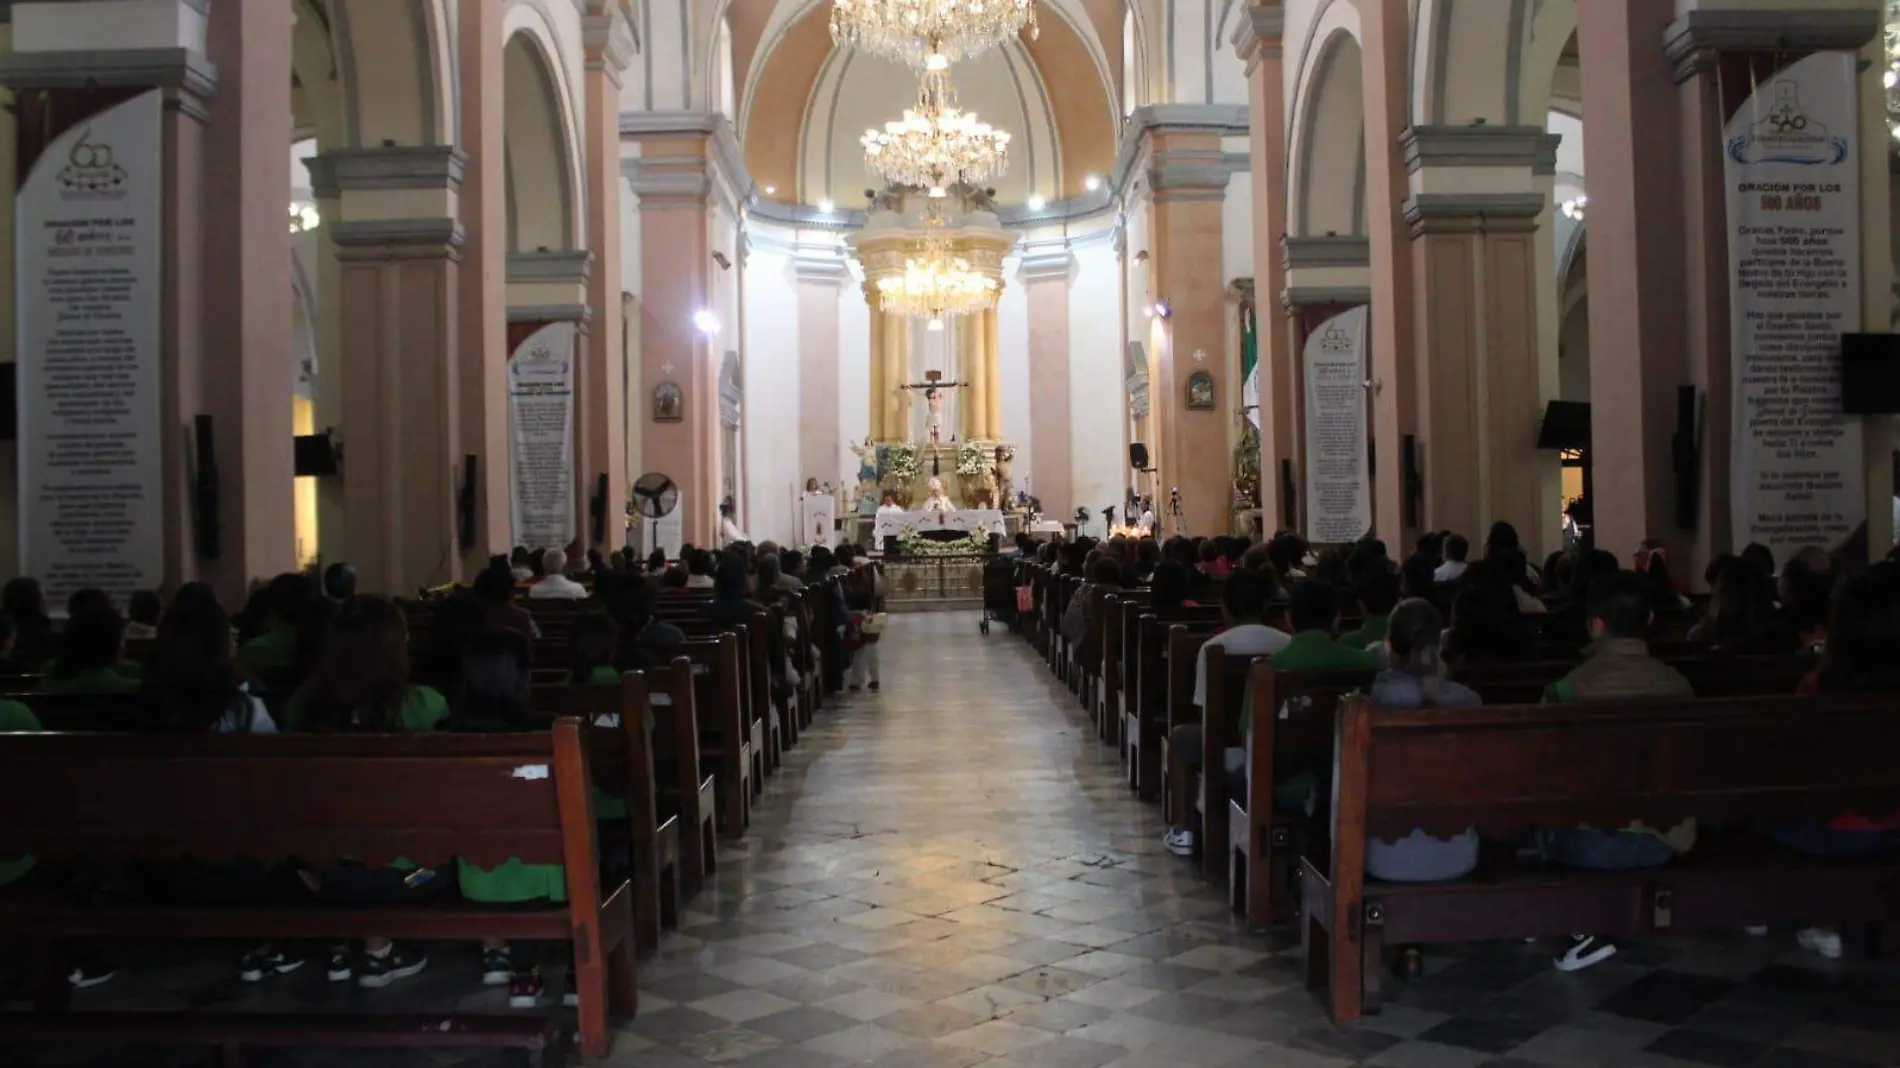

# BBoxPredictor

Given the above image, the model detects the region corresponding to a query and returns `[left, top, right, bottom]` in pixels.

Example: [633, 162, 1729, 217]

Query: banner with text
[17, 91, 165, 610]
[1725, 52, 1863, 562]
[507, 322, 578, 552]
[1302, 305, 1370, 543]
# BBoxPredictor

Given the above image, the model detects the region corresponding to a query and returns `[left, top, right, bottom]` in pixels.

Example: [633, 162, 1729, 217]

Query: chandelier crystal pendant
[862, 66, 1011, 194]
[831, 0, 1038, 69]
[874, 220, 999, 321]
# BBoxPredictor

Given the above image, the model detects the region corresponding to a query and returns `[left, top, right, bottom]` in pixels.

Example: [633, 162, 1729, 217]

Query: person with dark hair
[510, 546, 536, 583]
[1340, 570, 1401, 653]
[1634, 540, 1688, 613]
[473, 558, 538, 641]
[1132, 538, 1161, 583]
[144, 595, 273, 735]
[1269, 580, 1373, 673]
[1163, 570, 1290, 856]
[124, 590, 163, 641]
[322, 562, 358, 603]
[1364, 598, 1483, 882]
[0, 613, 19, 677]
[1061, 556, 1124, 651]
[776, 550, 806, 590]
[684, 548, 717, 590]
[1415, 531, 1446, 569]
[1541, 570, 1696, 972]
[67, 587, 114, 620]
[1266, 532, 1309, 582]
[1779, 550, 1833, 646]
[1689, 556, 1794, 650]
[710, 557, 765, 629]
[1484, 521, 1521, 558]
[412, 592, 489, 696]
[238, 573, 316, 681]
[1, 577, 52, 647]
[41, 607, 138, 695]
[289, 597, 448, 989]
[569, 612, 621, 687]
[1398, 553, 1439, 607]
[1433, 535, 1470, 583]
[1541, 550, 1572, 597]
[754, 555, 787, 603]
[1149, 561, 1200, 615]
[1442, 582, 1534, 667]
[644, 547, 668, 575]
[1541, 548, 1621, 648]
[1740, 541, 1776, 580]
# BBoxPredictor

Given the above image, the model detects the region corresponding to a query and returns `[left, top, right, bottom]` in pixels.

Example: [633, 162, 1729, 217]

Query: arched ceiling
[733, 0, 1118, 207]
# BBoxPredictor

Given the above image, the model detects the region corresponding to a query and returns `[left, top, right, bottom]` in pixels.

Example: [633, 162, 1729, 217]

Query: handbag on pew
[1016, 586, 1034, 613]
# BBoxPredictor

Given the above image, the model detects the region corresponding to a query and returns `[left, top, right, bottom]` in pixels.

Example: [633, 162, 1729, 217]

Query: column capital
[582, 3, 637, 82]
[1663, 9, 1878, 84]
[508, 303, 592, 324]
[1230, 4, 1285, 75]
[1401, 192, 1546, 236]
[1281, 285, 1371, 311]
[1148, 146, 1244, 204]
[312, 145, 467, 192]
[508, 249, 595, 311]
[507, 249, 596, 286]
[332, 217, 466, 260]
[1018, 242, 1076, 283]
[1400, 125, 1560, 176]
[1282, 235, 1370, 270]
[793, 250, 849, 285]
[0, 46, 216, 119]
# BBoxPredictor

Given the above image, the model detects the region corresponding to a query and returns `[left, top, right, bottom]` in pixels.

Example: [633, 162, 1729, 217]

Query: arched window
[1122, 8, 1137, 117]
[715, 16, 736, 121]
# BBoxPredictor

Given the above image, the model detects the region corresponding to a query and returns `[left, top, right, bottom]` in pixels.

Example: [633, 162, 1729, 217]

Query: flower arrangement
[956, 440, 1009, 478]
[898, 529, 988, 557]
[884, 442, 921, 484]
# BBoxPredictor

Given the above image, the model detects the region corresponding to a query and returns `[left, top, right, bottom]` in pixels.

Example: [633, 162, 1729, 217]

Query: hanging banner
[1725, 52, 1863, 562]
[507, 322, 578, 552]
[17, 91, 165, 610]
[1302, 305, 1370, 544]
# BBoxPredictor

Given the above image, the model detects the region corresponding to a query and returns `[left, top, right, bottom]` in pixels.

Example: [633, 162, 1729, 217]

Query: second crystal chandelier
[862, 58, 1011, 196]
[831, 0, 1038, 69]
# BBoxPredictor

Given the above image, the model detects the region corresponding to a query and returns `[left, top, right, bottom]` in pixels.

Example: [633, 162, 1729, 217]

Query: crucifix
[897, 369, 967, 446]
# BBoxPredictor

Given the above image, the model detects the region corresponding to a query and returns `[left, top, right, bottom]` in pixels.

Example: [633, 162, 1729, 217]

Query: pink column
[794, 257, 844, 487]
[582, 6, 635, 550]
[1022, 250, 1074, 521]
[1577, 0, 1688, 560]
[199, 0, 297, 596]
[1235, 4, 1295, 533]
[1360, 0, 1419, 548]
[455, 0, 508, 571]
[631, 135, 716, 546]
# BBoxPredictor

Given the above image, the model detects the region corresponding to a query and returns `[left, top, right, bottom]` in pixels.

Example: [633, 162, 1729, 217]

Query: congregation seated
[40, 606, 139, 696]
[528, 549, 589, 600]
[235, 572, 316, 681]
[2, 576, 55, 654]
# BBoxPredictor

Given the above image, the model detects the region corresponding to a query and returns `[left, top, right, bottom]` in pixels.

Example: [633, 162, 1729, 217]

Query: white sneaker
[1554, 934, 1617, 972]
[1744, 925, 1769, 936]
[1797, 927, 1843, 959]
[1163, 828, 1194, 856]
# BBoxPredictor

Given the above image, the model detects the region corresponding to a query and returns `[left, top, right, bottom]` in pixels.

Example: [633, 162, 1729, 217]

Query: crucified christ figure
[897, 370, 967, 445]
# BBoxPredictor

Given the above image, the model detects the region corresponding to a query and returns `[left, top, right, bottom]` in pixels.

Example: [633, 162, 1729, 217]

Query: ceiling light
[818, 198, 835, 213]
[1083, 174, 1102, 192]
[762, 183, 777, 195]
[928, 186, 947, 198]
[927, 316, 945, 332]
[693, 310, 721, 335]
[830, 0, 1038, 70]
[873, 217, 999, 321]
[1027, 194, 1046, 211]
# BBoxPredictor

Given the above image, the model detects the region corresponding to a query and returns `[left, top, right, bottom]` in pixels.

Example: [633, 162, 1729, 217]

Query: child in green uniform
[569, 612, 630, 820]
[39, 607, 141, 695]
[449, 628, 573, 1007]
[289, 596, 450, 989]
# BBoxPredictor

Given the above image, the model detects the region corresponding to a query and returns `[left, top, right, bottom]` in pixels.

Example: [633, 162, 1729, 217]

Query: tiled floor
[10, 611, 1900, 1067]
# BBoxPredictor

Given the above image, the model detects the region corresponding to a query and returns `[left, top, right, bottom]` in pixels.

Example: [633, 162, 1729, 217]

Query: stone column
[983, 306, 1003, 440]
[867, 299, 888, 441]
[793, 253, 844, 485]
[627, 132, 714, 544]
[958, 312, 993, 441]
[305, 166, 347, 568]
[583, 5, 636, 550]
[1360, 0, 1420, 546]
[1233, 3, 1295, 533]
[1021, 248, 1074, 520]
[508, 251, 595, 546]
[1401, 128, 1559, 547]
[1147, 132, 1232, 537]
[877, 301, 911, 442]
[320, 147, 465, 594]
[456, 0, 508, 570]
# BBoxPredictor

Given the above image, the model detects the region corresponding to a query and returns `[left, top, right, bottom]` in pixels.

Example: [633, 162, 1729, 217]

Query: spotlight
[1083, 174, 1102, 192]
[1026, 194, 1046, 211]
[818, 198, 835, 213]
[693, 310, 721, 335]
[762, 183, 777, 195]
[1152, 300, 1171, 319]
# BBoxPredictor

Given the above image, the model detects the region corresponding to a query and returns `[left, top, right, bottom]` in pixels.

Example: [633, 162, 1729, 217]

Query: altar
[873, 507, 1006, 543]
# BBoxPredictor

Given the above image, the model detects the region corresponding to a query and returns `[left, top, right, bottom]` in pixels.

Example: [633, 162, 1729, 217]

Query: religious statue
[899, 371, 966, 446]
[921, 477, 956, 513]
[848, 436, 877, 485]
[993, 445, 1014, 506]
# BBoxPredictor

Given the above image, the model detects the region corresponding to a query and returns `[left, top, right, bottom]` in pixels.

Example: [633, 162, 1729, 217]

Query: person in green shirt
[569, 611, 631, 821]
[39, 607, 141, 696]
[1339, 570, 1400, 655]
[1271, 580, 1377, 677]
[289, 596, 448, 990]
[237, 572, 316, 683]
[448, 628, 572, 1009]
[0, 699, 42, 891]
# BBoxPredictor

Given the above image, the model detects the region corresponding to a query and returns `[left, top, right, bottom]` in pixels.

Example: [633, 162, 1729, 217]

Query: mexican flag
[1240, 301, 1259, 428]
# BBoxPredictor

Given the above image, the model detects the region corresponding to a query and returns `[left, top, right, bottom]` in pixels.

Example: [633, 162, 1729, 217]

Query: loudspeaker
[193, 415, 221, 561]
[589, 473, 609, 545]
[883, 534, 901, 556]
[456, 454, 477, 551]
[1401, 434, 1422, 531]
[1280, 459, 1297, 531]
[1671, 385, 1700, 531]
[1129, 442, 1149, 470]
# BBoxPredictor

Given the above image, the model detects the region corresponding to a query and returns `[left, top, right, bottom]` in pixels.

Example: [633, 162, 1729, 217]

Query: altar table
[873, 508, 1007, 542]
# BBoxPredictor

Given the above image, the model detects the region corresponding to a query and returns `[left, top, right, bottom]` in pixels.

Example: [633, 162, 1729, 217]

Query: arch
[501, 15, 584, 251]
[1411, 0, 1523, 126]
[332, 0, 454, 147]
[1288, 14, 1366, 238]
[291, 0, 347, 148]
[1519, 0, 1578, 121]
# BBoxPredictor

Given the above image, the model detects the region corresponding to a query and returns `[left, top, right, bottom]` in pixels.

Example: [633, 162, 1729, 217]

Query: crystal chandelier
[863, 65, 1011, 194]
[830, 0, 1038, 69]
[1886, 2, 1900, 140]
[874, 221, 999, 320]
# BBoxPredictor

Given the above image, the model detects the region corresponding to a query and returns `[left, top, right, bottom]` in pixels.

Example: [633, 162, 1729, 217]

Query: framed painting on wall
[653, 381, 683, 422]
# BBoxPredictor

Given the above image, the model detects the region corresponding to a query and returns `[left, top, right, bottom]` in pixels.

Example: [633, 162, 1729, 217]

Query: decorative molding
[791, 250, 850, 284]
[747, 197, 868, 232]
[1111, 104, 1251, 201]
[332, 217, 467, 251]
[581, 2, 637, 78]
[1017, 242, 1076, 283]
[1282, 235, 1370, 270]
[508, 303, 593, 323]
[619, 111, 753, 217]
[1281, 285, 1372, 309]
[507, 249, 596, 285]
[0, 46, 216, 99]
[1230, 3, 1285, 74]
[314, 146, 467, 192]
[1400, 125, 1561, 176]
[1402, 192, 1547, 235]
[1664, 9, 1879, 84]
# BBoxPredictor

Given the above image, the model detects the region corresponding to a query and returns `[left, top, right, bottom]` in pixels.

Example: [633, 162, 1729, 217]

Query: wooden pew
[1304, 691, 1900, 1026]
[0, 719, 636, 1060]
[675, 634, 752, 837]
[1158, 625, 1212, 828]
[1124, 609, 1223, 799]
[1195, 646, 1261, 882]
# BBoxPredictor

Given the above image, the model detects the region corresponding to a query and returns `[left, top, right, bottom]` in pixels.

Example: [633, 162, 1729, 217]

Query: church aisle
[616, 612, 1900, 1068]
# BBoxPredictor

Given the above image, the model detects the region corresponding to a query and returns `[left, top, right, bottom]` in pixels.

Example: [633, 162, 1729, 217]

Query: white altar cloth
[873, 508, 1006, 542]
